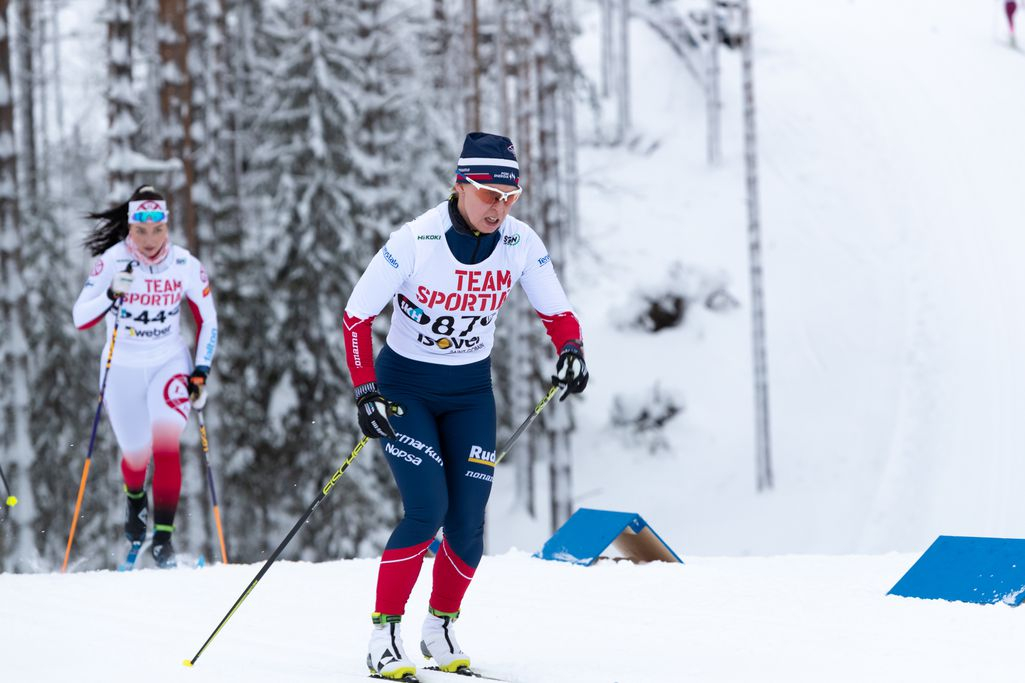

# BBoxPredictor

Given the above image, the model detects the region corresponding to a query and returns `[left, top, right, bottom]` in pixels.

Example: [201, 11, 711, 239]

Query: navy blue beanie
[455, 132, 520, 187]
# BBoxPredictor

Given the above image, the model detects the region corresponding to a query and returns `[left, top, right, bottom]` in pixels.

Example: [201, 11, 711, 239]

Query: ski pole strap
[155, 524, 175, 533]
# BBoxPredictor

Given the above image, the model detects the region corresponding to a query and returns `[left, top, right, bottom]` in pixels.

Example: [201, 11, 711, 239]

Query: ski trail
[859, 4, 1025, 548]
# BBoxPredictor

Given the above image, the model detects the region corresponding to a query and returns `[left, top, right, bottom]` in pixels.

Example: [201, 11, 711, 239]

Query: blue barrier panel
[888, 535, 1025, 606]
[536, 507, 683, 566]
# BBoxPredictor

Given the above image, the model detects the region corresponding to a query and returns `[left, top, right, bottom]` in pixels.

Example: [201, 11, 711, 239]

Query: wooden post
[739, 0, 773, 491]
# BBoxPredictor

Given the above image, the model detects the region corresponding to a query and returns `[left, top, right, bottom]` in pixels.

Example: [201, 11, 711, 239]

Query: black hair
[83, 185, 166, 256]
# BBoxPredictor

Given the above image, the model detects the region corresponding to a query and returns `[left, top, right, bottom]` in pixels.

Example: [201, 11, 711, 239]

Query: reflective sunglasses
[458, 173, 522, 205]
[130, 210, 168, 223]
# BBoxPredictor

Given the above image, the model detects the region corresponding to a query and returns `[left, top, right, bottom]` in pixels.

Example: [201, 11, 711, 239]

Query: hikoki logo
[418, 234, 442, 241]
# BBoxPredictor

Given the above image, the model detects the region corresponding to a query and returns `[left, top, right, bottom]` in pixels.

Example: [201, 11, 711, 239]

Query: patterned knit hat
[455, 132, 520, 187]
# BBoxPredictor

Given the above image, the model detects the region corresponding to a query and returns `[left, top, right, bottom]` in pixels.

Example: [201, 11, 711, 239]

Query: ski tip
[182, 659, 193, 668]
[196, 555, 206, 568]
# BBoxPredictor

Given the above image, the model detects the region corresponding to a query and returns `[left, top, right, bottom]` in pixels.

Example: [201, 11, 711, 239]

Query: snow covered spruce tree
[533, 0, 580, 530]
[489, 0, 582, 531]
[0, 0, 32, 571]
[243, 0, 446, 560]
[0, 0, 101, 571]
[197, 0, 276, 564]
[106, 0, 137, 199]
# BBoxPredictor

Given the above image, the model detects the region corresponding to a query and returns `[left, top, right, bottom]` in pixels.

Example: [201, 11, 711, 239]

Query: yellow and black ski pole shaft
[196, 410, 229, 564]
[495, 383, 568, 465]
[62, 296, 124, 572]
[0, 459, 16, 509]
[183, 435, 372, 668]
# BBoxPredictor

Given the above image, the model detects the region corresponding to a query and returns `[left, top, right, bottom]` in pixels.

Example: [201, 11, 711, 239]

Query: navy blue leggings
[376, 345, 497, 568]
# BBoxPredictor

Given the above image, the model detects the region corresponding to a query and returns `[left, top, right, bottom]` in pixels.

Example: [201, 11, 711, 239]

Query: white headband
[128, 199, 168, 216]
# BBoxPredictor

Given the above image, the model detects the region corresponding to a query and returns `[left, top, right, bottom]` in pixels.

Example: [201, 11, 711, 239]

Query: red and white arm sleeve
[536, 310, 583, 353]
[519, 231, 584, 353]
[343, 312, 378, 387]
[185, 258, 218, 368]
[342, 227, 415, 388]
[72, 255, 115, 330]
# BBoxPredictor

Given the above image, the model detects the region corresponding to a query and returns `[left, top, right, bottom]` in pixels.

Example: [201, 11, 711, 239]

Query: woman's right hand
[354, 383, 402, 439]
[108, 266, 134, 300]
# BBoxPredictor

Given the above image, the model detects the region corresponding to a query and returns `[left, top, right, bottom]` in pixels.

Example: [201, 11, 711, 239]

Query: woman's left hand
[188, 366, 210, 410]
[552, 343, 588, 400]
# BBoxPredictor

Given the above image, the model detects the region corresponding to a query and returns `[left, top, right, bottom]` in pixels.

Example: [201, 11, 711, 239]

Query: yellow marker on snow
[5, 496, 16, 507]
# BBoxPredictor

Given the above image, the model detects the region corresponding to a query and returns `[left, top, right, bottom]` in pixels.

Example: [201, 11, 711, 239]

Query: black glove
[552, 342, 588, 400]
[355, 382, 400, 439]
[188, 366, 209, 410]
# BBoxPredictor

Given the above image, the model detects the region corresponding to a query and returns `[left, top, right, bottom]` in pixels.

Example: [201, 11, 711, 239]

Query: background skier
[72, 185, 218, 568]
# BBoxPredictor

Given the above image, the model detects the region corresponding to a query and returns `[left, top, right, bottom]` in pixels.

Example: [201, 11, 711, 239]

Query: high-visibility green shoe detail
[371, 612, 402, 625]
[368, 620, 416, 679]
[433, 657, 471, 673]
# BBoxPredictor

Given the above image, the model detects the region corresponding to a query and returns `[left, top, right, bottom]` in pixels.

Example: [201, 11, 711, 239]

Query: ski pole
[495, 383, 568, 465]
[195, 409, 229, 564]
[62, 296, 124, 573]
[0, 459, 17, 508]
[183, 416, 400, 668]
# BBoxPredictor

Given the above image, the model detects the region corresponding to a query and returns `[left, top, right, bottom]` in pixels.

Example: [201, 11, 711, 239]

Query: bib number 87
[431, 314, 493, 337]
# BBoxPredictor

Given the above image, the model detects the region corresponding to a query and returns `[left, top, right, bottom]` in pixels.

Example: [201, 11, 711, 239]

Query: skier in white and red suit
[344, 133, 589, 680]
[73, 185, 218, 569]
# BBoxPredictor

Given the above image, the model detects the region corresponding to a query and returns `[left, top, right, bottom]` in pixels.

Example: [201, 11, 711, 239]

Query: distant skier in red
[1007, 1, 1018, 46]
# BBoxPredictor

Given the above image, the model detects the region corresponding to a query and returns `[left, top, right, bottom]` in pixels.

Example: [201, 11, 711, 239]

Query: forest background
[0, 0, 631, 572]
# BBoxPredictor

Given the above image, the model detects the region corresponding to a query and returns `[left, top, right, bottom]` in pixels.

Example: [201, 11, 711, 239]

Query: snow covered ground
[7, 552, 1025, 682]
[9, 0, 1024, 681]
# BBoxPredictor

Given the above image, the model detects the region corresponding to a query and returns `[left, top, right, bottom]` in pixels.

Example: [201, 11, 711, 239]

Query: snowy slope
[13, 1, 1025, 681]
[6, 552, 1025, 682]
[490, 0, 1025, 557]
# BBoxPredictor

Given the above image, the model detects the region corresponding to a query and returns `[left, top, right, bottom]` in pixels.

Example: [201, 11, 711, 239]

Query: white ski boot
[367, 613, 417, 680]
[420, 607, 471, 673]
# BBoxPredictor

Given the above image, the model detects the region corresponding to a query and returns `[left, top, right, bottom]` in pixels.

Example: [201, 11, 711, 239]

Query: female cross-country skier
[344, 132, 589, 680]
[72, 185, 218, 568]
